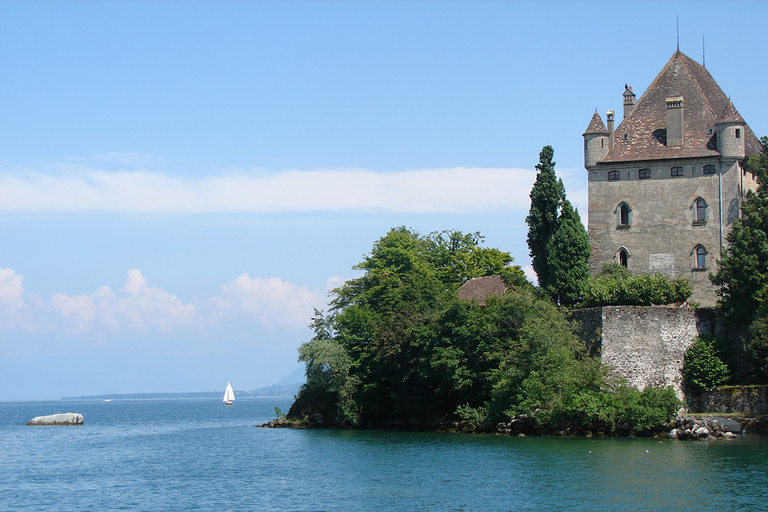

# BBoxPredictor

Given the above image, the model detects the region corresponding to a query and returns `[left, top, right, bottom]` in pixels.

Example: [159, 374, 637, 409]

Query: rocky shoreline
[260, 413, 768, 439]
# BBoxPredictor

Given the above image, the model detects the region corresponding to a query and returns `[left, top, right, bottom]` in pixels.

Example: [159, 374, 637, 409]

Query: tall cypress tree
[526, 146, 565, 290]
[546, 200, 591, 304]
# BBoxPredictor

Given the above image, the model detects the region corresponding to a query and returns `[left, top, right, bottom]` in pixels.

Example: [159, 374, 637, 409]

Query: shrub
[682, 337, 731, 392]
[746, 317, 768, 382]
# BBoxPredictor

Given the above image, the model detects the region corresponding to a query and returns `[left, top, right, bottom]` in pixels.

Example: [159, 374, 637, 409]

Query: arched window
[703, 164, 716, 175]
[694, 198, 707, 223]
[695, 245, 707, 268]
[618, 202, 630, 226]
[618, 248, 629, 268]
[671, 166, 684, 177]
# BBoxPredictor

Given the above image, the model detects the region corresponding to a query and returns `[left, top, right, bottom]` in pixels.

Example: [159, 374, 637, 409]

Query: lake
[2, 398, 767, 511]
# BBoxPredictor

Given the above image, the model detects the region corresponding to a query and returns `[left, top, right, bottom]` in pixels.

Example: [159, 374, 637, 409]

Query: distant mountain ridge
[61, 382, 302, 401]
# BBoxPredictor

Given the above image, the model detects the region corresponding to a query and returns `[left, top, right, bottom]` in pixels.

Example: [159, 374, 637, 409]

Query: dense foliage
[289, 227, 679, 434]
[711, 137, 768, 327]
[711, 136, 768, 381]
[682, 337, 732, 392]
[581, 264, 692, 307]
[526, 146, 590, 303]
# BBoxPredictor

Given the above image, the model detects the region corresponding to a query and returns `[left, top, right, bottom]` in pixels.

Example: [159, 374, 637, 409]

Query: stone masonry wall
[569, 306, 719, 400]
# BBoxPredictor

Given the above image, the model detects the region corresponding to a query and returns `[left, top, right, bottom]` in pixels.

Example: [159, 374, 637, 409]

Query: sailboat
[223, 382, 235, 405]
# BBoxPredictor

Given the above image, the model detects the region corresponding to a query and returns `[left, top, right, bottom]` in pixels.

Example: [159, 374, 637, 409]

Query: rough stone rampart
[569, 306, 720, 400]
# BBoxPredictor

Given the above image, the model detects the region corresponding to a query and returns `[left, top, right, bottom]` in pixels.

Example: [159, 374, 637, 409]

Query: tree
[546, 200, 591, 304]
[526, 146, 564, 291]
[526, 146, 591, 303]
[711, 136, 768, 326]
[682, 337, 731, 392]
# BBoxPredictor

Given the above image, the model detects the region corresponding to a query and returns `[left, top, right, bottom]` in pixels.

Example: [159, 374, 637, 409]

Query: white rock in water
[26, 413, 84, 426]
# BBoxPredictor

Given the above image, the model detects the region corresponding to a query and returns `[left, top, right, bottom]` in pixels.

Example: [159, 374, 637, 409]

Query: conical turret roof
[583, 111, 608, 135]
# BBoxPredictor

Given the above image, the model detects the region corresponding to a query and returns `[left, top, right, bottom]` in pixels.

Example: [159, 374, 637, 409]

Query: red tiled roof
[598, 52, 761, 163]
[457, 275, 507, 305]
[584, 111, 608, 135]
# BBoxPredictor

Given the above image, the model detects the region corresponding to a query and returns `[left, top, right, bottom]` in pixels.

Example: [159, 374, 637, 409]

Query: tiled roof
[583, 111, 608, 135]
[457, 275, 507, 305]
[718, 101, 745, 124]
[598, 52, 761, 163]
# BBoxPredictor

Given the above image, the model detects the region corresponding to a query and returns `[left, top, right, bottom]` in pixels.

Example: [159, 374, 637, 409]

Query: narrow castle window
[618, 203, 630, 226]
[639, 168, 651, 180]
[671, 166, 684, 177]
[618, 248, 629, 268]
[695, 245, 707, 269]
[608, 170, 620, 181]
[695, 198, 707, 223]
[703, 164, 716, 175]
[736, 128, 742, 139]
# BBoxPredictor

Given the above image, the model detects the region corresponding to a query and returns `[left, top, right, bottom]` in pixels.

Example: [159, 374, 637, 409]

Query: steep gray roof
[599, 52, 761, 163]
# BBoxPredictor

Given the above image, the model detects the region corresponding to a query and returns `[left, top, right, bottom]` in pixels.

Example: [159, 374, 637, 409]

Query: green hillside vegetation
[288, 227, 680, 434]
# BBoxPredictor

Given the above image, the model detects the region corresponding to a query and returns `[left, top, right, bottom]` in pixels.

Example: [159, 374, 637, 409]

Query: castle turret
[583, 111, 609, 170]
[623, 85, 636, 118]
[716, 101, 746, 161]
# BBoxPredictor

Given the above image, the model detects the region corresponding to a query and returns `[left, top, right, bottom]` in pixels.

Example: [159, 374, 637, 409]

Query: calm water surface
[1, 398, 767, 511]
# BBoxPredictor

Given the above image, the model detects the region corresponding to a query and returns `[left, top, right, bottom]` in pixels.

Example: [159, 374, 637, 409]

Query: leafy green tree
[526, 146, 564, 291]
[682, 336, 731, 392]
[290, 226, 679, 434]
[711, 136, 768, 326]
[546, 200, 591, 304]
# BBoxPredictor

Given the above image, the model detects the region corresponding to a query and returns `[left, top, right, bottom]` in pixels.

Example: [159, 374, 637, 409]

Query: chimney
[623, 85, 636, 118]
[606, 110, 615, 149]
[665, 96, 684, 146]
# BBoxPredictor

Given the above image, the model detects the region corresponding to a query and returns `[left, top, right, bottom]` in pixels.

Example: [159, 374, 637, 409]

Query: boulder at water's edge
[26, 413, 84, 426]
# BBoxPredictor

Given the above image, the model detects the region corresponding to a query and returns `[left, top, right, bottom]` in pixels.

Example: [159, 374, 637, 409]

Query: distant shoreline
[61, 383, 301, 401]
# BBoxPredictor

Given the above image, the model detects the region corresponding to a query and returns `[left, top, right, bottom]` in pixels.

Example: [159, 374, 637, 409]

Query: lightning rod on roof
[702, 34, 706, 68]
[676, 17, 680, 52]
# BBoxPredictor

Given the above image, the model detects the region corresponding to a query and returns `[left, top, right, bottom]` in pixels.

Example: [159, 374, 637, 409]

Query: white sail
[223, 382, 235, 404]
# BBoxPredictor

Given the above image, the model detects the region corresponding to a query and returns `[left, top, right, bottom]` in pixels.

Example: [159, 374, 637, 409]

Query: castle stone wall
[570, 306, 720, 400]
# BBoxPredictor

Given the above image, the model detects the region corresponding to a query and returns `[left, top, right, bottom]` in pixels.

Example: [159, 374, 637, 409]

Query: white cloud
[212, 274, 325, 328]
[0, 165, 536, 214]
[0, 266, 324, 339]
[51, 269, 198, 333]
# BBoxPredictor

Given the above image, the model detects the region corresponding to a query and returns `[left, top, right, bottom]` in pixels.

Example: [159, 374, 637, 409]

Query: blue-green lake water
[2, 398, 767, 511]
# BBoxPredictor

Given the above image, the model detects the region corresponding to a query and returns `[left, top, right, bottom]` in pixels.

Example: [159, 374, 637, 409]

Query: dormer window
[671, 166, 684, 177]
[608, 170, 620, 181]
[703, 165, 716, 175]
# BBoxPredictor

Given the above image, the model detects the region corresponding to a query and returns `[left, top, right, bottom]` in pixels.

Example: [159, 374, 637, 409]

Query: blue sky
[2, 1, 767, 400]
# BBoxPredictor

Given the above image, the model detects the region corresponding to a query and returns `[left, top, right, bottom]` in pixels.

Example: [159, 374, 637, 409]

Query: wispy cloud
[0, 165, 536, 214]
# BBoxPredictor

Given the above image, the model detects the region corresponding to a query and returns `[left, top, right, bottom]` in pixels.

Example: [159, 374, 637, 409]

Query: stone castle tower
[583, 51, 762, 306]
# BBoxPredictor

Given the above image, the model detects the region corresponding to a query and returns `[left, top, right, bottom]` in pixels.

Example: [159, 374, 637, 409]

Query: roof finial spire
[676, 17, 680, 52]
[702, 34, 706, 68]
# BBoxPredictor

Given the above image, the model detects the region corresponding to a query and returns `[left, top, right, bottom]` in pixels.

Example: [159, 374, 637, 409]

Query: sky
[2, 1, 767, 400]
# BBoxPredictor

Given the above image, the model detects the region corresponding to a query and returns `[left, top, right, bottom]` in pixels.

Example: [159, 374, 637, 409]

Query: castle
[583, 51, 762, 306]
